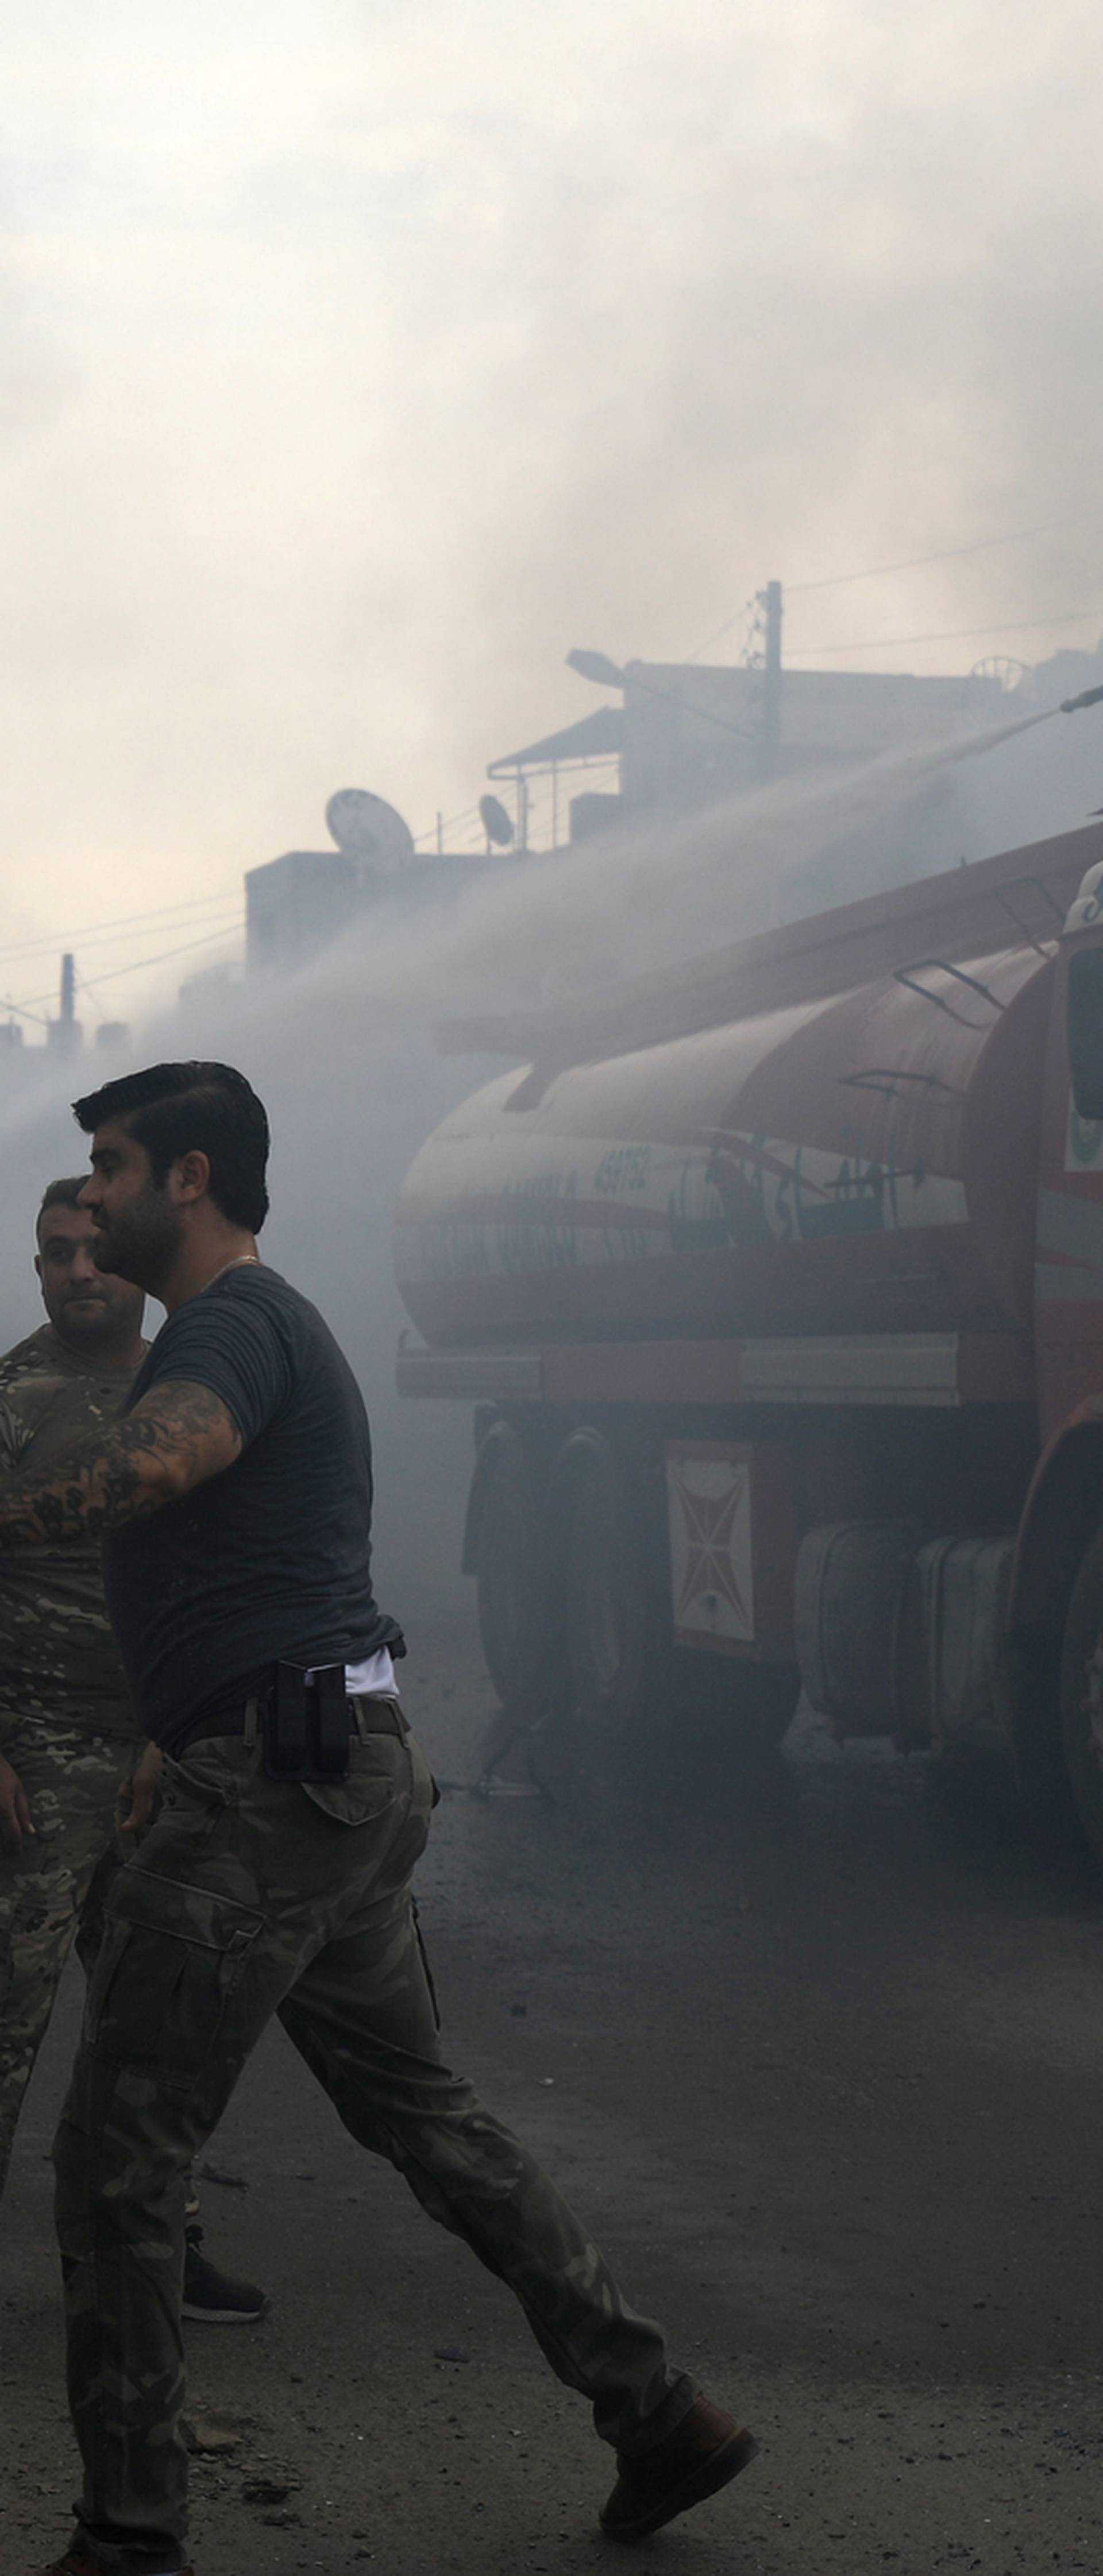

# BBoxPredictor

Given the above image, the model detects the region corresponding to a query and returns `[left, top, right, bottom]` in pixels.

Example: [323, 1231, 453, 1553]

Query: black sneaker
[182, 2223, 269, 2326]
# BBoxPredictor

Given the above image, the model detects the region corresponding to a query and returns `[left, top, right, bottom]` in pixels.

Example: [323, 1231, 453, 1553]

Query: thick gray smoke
[3, 0, 1103, 951]
[1, 689, 1098, 1633]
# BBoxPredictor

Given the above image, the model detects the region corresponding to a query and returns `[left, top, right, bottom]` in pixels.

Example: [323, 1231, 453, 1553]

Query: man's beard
[57, 1291, 137, 1347]
[92, 1185, 183, 1293]
[60, 1293, 113, 1331]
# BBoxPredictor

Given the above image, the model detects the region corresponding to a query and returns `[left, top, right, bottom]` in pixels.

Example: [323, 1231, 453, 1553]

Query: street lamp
[566, 645, 756, 747]
[565, 648, 627, 689]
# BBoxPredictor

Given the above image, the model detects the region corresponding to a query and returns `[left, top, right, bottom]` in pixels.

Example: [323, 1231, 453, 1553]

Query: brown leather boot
[599, 2395, 758, 2540]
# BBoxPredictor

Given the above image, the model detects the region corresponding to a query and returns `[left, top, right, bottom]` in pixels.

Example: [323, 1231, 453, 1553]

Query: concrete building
[244, 839, 522, 977]
[485, 658, 1011, 846]
[240, 642, 1042, 978]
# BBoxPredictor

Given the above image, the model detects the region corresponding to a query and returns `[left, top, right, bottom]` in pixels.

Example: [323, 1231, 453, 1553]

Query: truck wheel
[470, 1421, 548, 1718]
[1059, 1523, 1103, 1863]
[526, 1429, 661, 1805]
[559, 1430, 649, 1734]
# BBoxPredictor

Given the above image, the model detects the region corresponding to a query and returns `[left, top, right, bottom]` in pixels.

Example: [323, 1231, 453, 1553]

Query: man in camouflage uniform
[0, 1177, 265, 2323]
[10, 1067, 756, 2576]
[0, 1178, 146, 2193]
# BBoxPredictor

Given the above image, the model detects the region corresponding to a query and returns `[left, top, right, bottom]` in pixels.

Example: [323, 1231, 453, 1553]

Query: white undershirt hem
[304, 1648, 396, 1698]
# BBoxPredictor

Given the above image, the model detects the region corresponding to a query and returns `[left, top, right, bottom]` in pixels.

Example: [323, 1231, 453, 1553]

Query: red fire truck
[395, 818, 1103, 1854]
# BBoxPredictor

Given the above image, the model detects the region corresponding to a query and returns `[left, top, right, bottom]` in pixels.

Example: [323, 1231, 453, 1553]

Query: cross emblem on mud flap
[668, 1459, 752, 1633]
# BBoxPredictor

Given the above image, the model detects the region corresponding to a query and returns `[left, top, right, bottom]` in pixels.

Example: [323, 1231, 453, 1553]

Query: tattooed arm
[0, 1380, 242, 1546]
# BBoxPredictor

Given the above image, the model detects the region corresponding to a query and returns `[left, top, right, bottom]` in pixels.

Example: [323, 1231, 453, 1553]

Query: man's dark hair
[72, 1062, 270, 1232]
[36, 1176, 87, 1236]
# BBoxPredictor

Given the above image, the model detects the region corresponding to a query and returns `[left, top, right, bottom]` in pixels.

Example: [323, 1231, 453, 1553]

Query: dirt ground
[5, 1605, 1103, 2575]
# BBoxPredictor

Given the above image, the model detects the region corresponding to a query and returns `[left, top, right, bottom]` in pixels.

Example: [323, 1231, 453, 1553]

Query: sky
[3, 0, 1103, 1027]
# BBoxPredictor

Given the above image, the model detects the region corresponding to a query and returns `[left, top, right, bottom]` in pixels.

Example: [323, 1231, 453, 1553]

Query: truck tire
[526, 1429, 662, 1806]
[470, 1421, 549, 1718]
[1059, 1522, 1103, 1864]
[559, 1429, 649, 1734]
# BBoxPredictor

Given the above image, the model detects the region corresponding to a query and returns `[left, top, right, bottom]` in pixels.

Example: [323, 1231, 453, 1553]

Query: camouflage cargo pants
[0, 1717, 133, 2197]
[55, 1711, 697, 2575]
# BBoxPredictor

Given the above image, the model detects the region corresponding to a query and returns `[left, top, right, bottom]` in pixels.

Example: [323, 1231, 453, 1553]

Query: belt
[177, 1694, 404, 1755]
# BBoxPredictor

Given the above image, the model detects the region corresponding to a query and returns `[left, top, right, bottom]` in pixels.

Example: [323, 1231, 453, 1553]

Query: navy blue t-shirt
[101, 1263, 404, 1749]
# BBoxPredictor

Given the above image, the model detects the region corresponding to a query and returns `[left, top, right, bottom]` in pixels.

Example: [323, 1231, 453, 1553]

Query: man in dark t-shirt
[102, 1259, 405, 1752]
[0, 1062, 755, 2576]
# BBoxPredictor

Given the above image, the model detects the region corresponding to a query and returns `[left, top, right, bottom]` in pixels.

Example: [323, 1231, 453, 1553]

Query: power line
[72, 925, 245, 1000]
[788, 608, 1100, 657]
[412, 802, 482, 849]
[788, 508, 1102, 597]
[0, 885, 246, 967]
[0, 901, 245, 974]
[685, 506, 1103, 661]
[1, 924, 245, 1025]
[0, 993, 51, 1028]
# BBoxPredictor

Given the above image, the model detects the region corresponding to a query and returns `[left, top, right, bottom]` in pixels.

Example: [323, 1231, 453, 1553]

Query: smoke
[3, 1, 1103, 1614]
[2, 0, 1103, 974]
[0, 676, 1095, 1633]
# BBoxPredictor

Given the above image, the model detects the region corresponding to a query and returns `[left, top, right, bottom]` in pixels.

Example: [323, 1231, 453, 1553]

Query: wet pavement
[5, 1605, 1103, 2574]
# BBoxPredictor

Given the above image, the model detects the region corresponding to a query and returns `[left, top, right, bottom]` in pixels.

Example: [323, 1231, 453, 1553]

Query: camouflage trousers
[0, 1715, 134, 2199]
[55, 1710, 697, 2575]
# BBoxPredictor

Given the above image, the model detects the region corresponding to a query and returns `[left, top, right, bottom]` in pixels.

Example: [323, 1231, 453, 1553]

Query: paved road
[5, 1609, 1103, 2575]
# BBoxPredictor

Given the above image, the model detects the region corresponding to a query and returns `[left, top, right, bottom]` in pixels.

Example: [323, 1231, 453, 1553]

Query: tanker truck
[394, 816, 1103, 1858]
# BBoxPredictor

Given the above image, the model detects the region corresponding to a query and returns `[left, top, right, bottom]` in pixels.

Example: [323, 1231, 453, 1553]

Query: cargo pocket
[81, 1863, 264, 2098]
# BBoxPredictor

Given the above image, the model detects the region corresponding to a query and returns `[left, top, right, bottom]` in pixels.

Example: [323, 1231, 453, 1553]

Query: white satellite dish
[325, 788, 415, 874]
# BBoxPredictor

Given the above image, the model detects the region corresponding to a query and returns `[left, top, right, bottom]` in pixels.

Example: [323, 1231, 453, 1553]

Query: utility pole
[49, 952, 79, 1053]
[758, 579, 783, 784]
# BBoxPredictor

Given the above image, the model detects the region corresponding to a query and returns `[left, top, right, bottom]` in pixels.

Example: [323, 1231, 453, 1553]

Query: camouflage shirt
[0, 1323, 146, 1732]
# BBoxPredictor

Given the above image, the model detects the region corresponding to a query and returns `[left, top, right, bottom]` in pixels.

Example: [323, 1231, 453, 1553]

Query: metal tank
[395, 939, 1051, 1352]
[393, 820, 1103, 1854]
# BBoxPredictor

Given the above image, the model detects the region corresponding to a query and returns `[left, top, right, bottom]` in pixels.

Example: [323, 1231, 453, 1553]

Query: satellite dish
[479, 793, 515, 849]
[325, 788, 415, 873]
